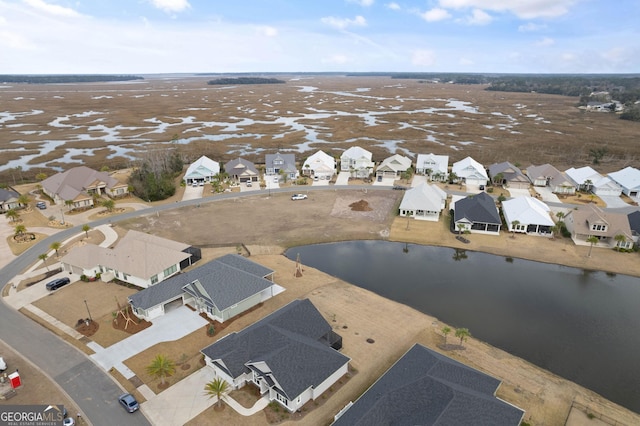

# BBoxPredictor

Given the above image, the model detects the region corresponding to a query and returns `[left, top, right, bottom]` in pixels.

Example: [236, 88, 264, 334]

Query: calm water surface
[285, 240, 640, 413]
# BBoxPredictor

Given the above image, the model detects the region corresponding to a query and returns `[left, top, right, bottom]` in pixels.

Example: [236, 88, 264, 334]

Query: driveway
[182, 184, 203, 201]
[507, 188, 532, 198]
[599, 195, 630, 208]
[335, 172, 350, 185]
[411, 175, 427, 187]
[372, 176, 395, 186]
[312, 177, 331, 186]
[533, 187, 561, 203]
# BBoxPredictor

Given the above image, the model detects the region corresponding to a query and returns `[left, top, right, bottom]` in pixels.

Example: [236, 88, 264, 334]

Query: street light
[84, 299, 92, 322]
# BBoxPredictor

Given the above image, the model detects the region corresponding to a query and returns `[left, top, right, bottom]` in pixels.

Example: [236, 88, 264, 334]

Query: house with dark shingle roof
[332, 344, 525, 426]
[0, 188, 22, 213]
[201, 299, 349, 413]
[128, 254, 277, 322]
[265, 152, 298, 181]
[224, 158, 259, 183]
[41, 166, 128, 208]
[489, 161, 530, 190]
[453, 192, 502, 235]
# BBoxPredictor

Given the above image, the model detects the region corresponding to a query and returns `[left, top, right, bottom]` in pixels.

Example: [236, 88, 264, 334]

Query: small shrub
[587, 412, 596, 419]
[80, 274, 88, 282]
[207, 324, 215, 336]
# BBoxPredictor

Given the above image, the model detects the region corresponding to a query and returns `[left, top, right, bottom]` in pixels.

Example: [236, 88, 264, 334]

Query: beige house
[41, 166, 128, 208]
[564, 204, 634, 249]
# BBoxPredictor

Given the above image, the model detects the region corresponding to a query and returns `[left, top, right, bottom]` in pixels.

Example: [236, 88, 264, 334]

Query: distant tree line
[129, 150, 183, 201]
[207, 77, 286, 85]
[0, 75, 144, 84]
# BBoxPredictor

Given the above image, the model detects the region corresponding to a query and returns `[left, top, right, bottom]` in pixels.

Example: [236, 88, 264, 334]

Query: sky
[0, 0, 639, 74]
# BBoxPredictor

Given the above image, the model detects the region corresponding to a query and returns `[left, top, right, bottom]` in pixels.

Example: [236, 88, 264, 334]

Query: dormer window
[591, 224, 607, 231]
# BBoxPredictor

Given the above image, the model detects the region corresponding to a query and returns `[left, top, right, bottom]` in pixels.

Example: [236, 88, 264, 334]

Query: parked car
[199, 181, 204, 186]
[36, 201, 46, 210]
[45, 277, 71, 291]
[118, 393, 139, 413]
[377, 175, 383, 182]
[291, 194, 308, 200]
[191, 181, 198, 187]
[0, 356, 6, 372]
[246, 181, 252, 187]
[63, 417, 75, 426]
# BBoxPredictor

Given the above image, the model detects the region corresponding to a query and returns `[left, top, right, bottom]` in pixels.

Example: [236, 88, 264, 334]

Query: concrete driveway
[372, 176, 395, 186]
[182, 184, 203, 201]
[533, 187, 561, 203]
[335, 172, 350, 185]
[507, 188, 532, 198]
[599, 195, 630, 208]
[411, 175, 427, 187]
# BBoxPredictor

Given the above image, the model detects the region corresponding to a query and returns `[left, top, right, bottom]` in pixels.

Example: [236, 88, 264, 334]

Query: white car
[291, 194, 308, 200]
[0, 356, 6, 372]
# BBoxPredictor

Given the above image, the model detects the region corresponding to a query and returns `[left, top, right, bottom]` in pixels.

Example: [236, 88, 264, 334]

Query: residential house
[375, 154, 412, 178]
[592, 176, 623, 197]
[302, 150, 336, 180]
[627, 211, 640, 244]
[183, 155, 220, 185]
[488, 162, 530, 189]
[525, 164, 576, 195]
[564, 204, 634, 249]
[398, 183, 447, 221]
[129, 254, 277, 322]
[501, 197, 554, 236]
[340, 147, 374, 178]
[61, 230, 198, 288]
[451, 156, 488, 187]
[453, 192, 501, 235]
[609, 166, 640, 198]
[41, 166, 129, 208]
[415, 153, 448, 181]
[201, 299, 350, 413]
[224, 158, 259, 183]
[265, 152, 298, 181]
[565, 166, 600, 192]
[332, 344, 525, 426]
[0, 188, 21, 213]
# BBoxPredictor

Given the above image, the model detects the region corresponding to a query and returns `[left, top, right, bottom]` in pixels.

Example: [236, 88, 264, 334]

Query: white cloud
[459, 57, 474, 65]
[412, 49, 436, 66]
[518, 22, 547, 32]
[0, 30, 35, 49]
[23, 0, 82, 18]
[420, 8, 451, 22]
[257, 26, 278, 37]
[386, 2, 401, 10]
[347, 0, 375, 6]
[438, 0, 578, 19]
[535, 37, 554, 46]
[322, 54, 350, 64]
[321, 15, 367, 30]
[148, 0, 191, 13]
[465, 8, 492, 25]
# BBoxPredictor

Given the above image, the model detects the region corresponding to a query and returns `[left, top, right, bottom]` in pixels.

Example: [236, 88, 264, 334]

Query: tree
[492, 172, 504, 186]
[35, 172, 47, 181]
[17, 194, 30, 208]
[6, 209, 19, 223]
[587, 236, 599, 257]
[589, 147, 608, 165]
[455, 328, 471, 348]
[441, 326, 451, 346]
[101, 199, 115, 212]
[555, 211, 565, 221]
[583, 179, 593, 192]
[456, 223, 466, 235]
[38, 253, 49, 271]
[50, 241, 61, 257]
[614, 234, 628, 250]
[14, 224, 26, 236]
[64, 199, 74, 211]
[510, 220, 520, 238]
[204, 378, 230, 408]
[146, 354, 175, 385]
[82, 224, 91, 238]
[448, 171, 458, 184]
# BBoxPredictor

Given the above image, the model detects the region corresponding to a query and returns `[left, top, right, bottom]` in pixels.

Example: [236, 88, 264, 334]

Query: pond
[285, 240, 640, 414]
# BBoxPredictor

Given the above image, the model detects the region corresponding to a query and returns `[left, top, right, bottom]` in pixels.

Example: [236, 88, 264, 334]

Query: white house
[61, 230, 196, 288]
[501, 197, 554, 236]
[340, 146, 374, 178]
[609, 167, 640, 198]
[376, 154, 412, 178]
[303, 150, 336, 180]
[201, 299, 350, 413]
[565, 166, 602, 192]
[415, 153, 449, 181]
[451, 156, 488, 187]
[183, 155, 220, 185]
[592, 176, 622, 197]
[399, 183, 447, 221]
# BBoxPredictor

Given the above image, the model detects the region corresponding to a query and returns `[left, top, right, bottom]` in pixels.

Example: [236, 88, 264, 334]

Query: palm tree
[146, 354, 176, 385]
[492, 172, 504, 186]
[102, 199, 116, 212]
[583, 179, 593, 192]
[38, 253, 49, 271]
[455, 328, 471, 348]
[50, 241, 61, 257]
[204, 378, 230, 408]
[6, 209, 19, 223]
[448, 171, 458, 184]
[441, 326, 451, 346]
[64, 199, 74, 211]
[510, 220, 520, 238]
[555, 211, 565, 221]
[82, 224, 91, 238]
[614, 234, 628, 250]
[14, 224, 26, 236]
[17, 194, 30, 208]
[586, 236, 599, 257]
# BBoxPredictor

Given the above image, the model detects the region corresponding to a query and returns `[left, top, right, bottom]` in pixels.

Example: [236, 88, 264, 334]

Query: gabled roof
[341, 146, 372, 161]
[502, 197, 554, 227]
[265, 152, 297, 172]
[332, 344, 524, 426]
[202, 299, 349, 400]
[303, 150, 336, 171]
[224, 158, 258, 177]
[415, 153, 449, 174]
[526, 164, 573, 187]
[593, 176, 621, 191]
[184, 155, 220, 179]
[129, 254, 273, 310]
[0, 188, 19, 203]
[378, 154, 412, 172]
[399, 183, 447, 212]
[566, 204, 633, 239]
[565, 166, 601, 186]
[454, 192, 500, 225]
[488, 162, 529, 184]
[452, 157, 488, 179]
[609, 167, 640, 191]
[42, 166, 121, 201]
[628, 211, 640, 236]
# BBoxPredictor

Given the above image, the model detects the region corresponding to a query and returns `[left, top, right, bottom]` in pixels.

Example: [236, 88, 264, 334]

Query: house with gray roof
[564, 204, 633, 249]
[41, 166, 128, 208]
[332, 344, 524, 426]
[201, 299, 349, 413]
[224, 158, 259, 183]
[627, 210, 640, 244]
[129, 254, 277, 322]
[453, 192, 501, 235]
[0, 188, 22, 213]
[265, 152, 298, 181]
[525, 164, 575, 195]
[488, 162, 530, 190]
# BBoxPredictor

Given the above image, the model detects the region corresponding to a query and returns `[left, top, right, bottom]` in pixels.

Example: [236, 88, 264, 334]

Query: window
[591, 224, 606, 231]
[163, 264, 177, 277]
[151, 275, 159, 285]
[276, 392, 288, 405]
